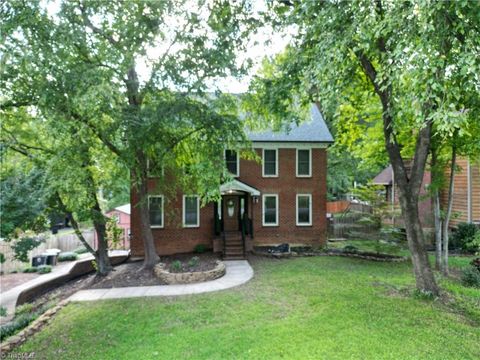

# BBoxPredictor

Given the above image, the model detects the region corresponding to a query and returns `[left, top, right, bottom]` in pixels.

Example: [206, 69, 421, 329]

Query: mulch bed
[160, 253, 219, 273]
[88, 252, 220, 289]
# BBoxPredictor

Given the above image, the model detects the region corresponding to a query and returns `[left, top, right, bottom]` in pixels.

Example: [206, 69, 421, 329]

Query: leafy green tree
[2, 0, 257, 270]
[247, 1, 480, 295]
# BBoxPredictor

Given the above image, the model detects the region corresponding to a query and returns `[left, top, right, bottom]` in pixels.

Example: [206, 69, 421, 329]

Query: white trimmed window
[296, 194, 312, 226]
[183, 195, 200, 227]
[148, 195, 164, 228]
[225, 149, 239, 177]
[262, 194, 278, 226]
[147, 159, 164, 178]
[262, 149, 278, 177]
[296, 149, 312, 177]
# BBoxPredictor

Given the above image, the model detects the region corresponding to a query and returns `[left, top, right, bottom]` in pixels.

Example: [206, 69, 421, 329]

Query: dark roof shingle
[247, 104, 334, 143]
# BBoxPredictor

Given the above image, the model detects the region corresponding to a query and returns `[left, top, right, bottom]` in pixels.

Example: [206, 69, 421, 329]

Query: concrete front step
[224, 255, 245, 260]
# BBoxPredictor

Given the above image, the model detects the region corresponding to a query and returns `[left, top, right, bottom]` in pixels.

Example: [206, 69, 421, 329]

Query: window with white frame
[296, 149, 311, 177]
[262, 194, 278, 226]
[263, 149, 278, 177]
[225, 150, 239, 176]
[148, 195, 164, 228]
[147, 159, 164, 178]
[296, 194, 312, 226]
[183, 195, 200, 227]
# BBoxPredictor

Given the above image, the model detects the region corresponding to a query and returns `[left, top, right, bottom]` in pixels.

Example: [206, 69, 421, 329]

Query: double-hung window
[262, 194, 278, 226]
[225, 150, 239, 177]
[296, 194, 312, 226]
[263, 149, 278, 177]
[183, 195, 200, 227]
[147, 159, 164, 178]
[149, 195, 164, 228]
[296, 149, 311, 177]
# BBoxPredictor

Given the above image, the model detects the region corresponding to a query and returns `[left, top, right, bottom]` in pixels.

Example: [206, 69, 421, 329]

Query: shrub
[343, 245, 358, 253]
[193, 244, 206, 254]
[0, 312, 38, 341]
[450, 222, 478, 252]
[23, 267, 38, 273]
[73, 247, 88, 255]
[470, 258, 480, 272]
[15, 303, 34, 317]
[0, 306, 7, 317]
[0, 252, 5, 264]
[188, 256, 200, 268]
[58, 252, 79, 262]
[170, 260, 182, 273]
[37, 265, 52, 274]
[11, 237, 43, 263]
[461, 266, 480, 288]
[464, 232, 480, 255]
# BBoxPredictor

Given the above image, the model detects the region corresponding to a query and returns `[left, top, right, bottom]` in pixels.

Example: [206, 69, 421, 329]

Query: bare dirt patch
[0, 273, 40, 292]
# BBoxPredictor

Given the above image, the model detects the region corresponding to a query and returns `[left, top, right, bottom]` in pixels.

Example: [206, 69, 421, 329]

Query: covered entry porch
[213, 179, 260, 259]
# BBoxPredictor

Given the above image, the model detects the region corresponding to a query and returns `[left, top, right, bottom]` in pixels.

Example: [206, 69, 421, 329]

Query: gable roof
[247, 103, 334, 143]
[113, 204, 131, 215]
[372, 165, 393, 186]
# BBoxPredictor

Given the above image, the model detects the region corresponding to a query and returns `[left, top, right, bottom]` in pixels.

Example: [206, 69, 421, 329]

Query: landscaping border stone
[0, 299, 69, 355]
[154, 260, 226, 284]
[253, 249, 408, 262]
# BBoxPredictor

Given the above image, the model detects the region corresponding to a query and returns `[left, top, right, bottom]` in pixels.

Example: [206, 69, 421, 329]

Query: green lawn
[14, 256, 480, 360]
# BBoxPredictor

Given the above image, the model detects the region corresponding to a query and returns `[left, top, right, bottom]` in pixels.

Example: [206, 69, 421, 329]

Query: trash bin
[32, 255, 47, 267]
[42, 253, 58, 266]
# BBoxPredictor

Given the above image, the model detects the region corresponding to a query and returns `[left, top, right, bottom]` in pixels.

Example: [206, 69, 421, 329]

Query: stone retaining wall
[154, 260, 225, 284]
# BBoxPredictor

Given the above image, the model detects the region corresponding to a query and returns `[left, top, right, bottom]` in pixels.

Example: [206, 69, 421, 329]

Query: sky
[43, 0, 292, 94]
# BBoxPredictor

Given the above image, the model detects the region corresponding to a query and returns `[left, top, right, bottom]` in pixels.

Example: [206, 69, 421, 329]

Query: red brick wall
[130, 147, 328, 256]
[238, 148, 327, 246]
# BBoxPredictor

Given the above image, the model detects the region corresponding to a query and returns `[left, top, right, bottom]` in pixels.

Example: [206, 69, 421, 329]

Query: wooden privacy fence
[0, 230, 95, 274]
[328, 211, 379, 240]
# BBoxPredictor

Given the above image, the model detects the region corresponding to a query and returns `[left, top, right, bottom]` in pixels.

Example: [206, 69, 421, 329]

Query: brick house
[130, 104, 334, 259]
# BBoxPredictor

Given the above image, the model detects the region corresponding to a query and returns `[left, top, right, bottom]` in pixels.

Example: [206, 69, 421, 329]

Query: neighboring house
[130, 104, 334, 259]
[372, 158, 480, 230]
[441, 158, 480, 227]
[94, 204, 131, 250]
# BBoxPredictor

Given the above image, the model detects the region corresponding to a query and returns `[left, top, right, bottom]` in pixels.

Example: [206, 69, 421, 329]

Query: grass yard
[13, 256, 480, 360]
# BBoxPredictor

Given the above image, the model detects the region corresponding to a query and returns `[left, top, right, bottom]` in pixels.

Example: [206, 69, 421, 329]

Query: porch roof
[220, 179, 261, 196]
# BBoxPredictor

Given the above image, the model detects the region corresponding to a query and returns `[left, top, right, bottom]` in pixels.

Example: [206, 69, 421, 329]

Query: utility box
[31, 255, 47, 267]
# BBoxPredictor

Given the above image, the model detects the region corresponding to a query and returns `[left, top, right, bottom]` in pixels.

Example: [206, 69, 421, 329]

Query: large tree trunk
[91, 199, 113, 276]
[132, 155, 160, 269]
[441, 144, 457, 276]
[430, 147, 443, 271]
[398, 188, 439, 294]
[137, 176, 160, 269]
[55, 192, 112, 275]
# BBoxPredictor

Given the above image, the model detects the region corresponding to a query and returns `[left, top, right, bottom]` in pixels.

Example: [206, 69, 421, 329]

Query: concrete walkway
[69, 260, 253, 302]
[0, 250, 129, 324]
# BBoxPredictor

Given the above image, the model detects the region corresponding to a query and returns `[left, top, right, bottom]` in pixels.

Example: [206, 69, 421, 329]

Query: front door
[223, 195, 239, 231]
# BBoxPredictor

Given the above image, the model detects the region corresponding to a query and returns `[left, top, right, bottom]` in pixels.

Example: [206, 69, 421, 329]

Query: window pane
[264, 149, 276, 175]
[185, 197, 198, 226]
[264, 196, 277, 224]
[225, 150, 237, 174]
[298, 162, 309, 175]
[149, 197, 163, 226]
[298, 196, 310, 224]
[264, 162, 276, 175]
[298, 150, 310, 175]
